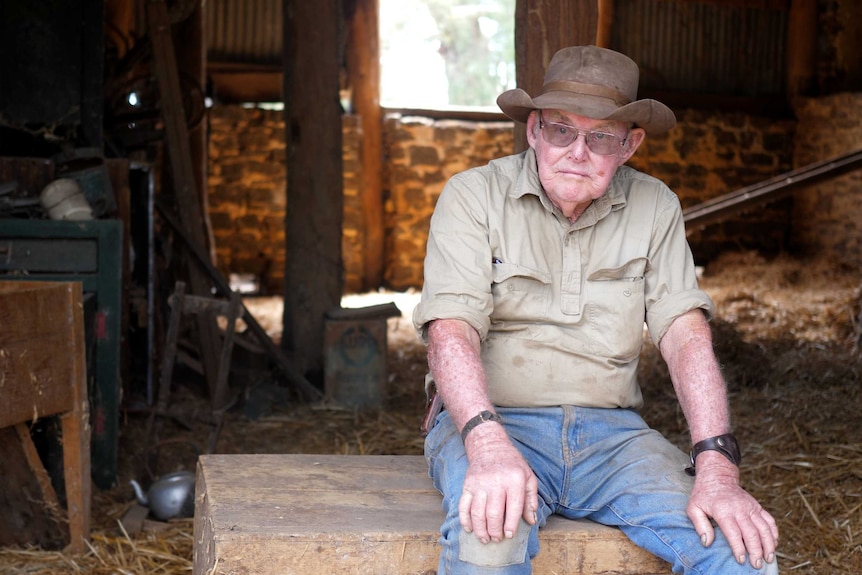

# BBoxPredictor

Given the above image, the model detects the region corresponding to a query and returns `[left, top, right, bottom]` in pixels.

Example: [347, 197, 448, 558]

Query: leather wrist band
[460, 410, 502, 442]
[685, 433, 741, 476]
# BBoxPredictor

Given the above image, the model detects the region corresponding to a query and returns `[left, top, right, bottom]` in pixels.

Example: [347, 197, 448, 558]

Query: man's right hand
[458, 423, 539, 544]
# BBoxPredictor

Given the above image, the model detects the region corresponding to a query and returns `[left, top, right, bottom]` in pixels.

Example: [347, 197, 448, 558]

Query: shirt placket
[560, 230, 581, 316]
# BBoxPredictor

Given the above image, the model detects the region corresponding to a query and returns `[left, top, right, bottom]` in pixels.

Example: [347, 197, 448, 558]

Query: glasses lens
[541, 121, 622, 155]
[585, 132, 620, 155]
[539, 123, 569, 146]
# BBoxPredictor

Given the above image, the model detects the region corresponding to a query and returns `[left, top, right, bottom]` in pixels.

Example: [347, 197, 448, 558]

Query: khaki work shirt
[413, 149, 714, 409]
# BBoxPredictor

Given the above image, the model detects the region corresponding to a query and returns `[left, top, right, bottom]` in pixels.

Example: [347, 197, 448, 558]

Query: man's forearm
[426, 319, 497, 434]
[659, 309, 731, 444]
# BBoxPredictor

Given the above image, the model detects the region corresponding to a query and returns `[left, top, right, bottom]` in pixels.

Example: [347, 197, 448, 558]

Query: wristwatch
[460, 410, 502, 442]
[684, 433, 741, 476]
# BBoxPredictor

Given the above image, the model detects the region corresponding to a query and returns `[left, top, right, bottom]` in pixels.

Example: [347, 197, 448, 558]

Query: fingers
[744, 508, 779, 567]
[459, 474, 540, 544]
[690, 497, 781, 569]
[686, 504, 716, 547]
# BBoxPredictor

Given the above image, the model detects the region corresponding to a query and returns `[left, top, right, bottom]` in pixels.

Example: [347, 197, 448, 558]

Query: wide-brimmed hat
[497, 45, 675, 135]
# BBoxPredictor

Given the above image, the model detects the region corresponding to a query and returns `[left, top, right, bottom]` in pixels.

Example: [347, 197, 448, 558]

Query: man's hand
[687, 452, 779, 569]
[458, 424, 539, 544]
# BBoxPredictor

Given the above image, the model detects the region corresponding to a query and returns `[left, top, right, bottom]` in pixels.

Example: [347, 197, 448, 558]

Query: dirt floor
[1, 250, 860, 574]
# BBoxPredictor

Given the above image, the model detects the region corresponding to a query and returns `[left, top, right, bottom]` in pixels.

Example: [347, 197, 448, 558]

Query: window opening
[379, 0, 515, 110]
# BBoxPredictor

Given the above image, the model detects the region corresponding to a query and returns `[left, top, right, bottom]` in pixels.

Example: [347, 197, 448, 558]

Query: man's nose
[568, 131, 589, 155]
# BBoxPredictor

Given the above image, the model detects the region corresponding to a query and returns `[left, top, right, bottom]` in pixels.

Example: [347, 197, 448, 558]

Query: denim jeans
[425, 406, 779, 575]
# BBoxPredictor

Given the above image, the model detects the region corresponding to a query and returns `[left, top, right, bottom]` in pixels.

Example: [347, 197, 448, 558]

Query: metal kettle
[130, 470, 196, 521]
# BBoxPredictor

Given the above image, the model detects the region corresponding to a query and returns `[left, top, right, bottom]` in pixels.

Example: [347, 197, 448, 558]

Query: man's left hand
[686, 451, 779, 570]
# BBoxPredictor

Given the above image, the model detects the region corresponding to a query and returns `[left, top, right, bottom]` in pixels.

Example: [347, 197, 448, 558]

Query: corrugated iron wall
[612, 0, 789, 96]
[203, 0, 789, 98]
[206, 0, 282, 66]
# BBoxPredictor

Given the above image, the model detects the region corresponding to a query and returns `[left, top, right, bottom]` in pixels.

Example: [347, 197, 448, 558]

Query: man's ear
[619, 127, 646, 163]
[525, 111, 540, 148]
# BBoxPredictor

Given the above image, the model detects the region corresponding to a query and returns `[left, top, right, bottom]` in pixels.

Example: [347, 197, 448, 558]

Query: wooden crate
[0, 280, 90, 552]
[193, 454, 670, 575]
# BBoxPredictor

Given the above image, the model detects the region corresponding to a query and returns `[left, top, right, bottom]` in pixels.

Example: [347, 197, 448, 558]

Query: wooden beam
[596, 0, 614, 49]
[282, 0, 345, 382]
[786, 0, 818, 100]
[513, 0, 599, 152]
[347, 0, 384, 290]
[683, 148, 862, 230]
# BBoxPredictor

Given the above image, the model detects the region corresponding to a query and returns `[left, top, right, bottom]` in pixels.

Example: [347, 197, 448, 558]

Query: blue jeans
[425, 406, 778, 575]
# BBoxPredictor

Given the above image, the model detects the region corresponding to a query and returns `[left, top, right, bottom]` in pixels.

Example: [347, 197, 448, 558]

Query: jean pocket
[459, 518, 530, 567]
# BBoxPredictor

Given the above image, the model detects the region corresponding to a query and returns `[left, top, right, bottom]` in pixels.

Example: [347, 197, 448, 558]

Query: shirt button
[623, 289, 632, 297]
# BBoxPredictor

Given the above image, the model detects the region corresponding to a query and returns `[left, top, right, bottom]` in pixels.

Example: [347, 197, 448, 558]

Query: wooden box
[193, 454, 670, 574]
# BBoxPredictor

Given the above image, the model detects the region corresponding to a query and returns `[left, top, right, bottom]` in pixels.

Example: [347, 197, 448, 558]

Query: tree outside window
[380, 0, 515, 110]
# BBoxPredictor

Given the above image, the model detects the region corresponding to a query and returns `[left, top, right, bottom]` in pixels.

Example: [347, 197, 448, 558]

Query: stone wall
[208, 106, 287, 293]
[207, 107, 362, 294]
[207, 101, 860, 295]
[791, 93, 862, 263]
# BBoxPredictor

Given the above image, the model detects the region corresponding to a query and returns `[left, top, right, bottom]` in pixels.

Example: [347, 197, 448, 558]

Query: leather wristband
[685, 433, 741, 476]
[460, 410, 502, 442]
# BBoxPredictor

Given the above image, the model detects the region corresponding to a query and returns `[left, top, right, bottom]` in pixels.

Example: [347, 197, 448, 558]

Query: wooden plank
[194, 454, 670, 575]
[0, 283, 78, 427]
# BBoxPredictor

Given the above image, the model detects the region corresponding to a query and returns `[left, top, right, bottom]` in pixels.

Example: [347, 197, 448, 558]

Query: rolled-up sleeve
[644, 189, 714, 345]
[412, 170, 496, 343]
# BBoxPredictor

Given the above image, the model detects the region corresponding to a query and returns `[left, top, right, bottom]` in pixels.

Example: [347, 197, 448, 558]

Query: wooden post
[347, 0, 384, 291]
[283, 0, 345, 380]
[513, 0, 599, 152]
[786, 0, 818, 101]
[596, 0, 614, 49]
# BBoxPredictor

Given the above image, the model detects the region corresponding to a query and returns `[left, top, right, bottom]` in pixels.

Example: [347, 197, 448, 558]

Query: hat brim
[497, 88, 676, 135]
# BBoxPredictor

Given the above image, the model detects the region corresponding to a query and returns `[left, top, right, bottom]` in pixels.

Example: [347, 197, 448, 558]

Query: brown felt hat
[497, 45, 676, 135]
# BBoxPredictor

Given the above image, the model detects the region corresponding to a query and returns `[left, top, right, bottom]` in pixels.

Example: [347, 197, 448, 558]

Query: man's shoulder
[615, 164, 669, 190]
[463, 151, 526, 179]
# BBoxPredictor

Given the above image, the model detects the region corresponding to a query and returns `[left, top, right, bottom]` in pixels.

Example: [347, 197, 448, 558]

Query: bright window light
[379, 0, 515, 110]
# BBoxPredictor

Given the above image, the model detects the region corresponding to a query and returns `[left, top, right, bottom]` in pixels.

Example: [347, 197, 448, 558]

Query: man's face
[525, 109, 645, 217]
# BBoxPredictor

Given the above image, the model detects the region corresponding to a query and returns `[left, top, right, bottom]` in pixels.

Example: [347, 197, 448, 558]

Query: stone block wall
[382, 116, 514, 289]
[207, 100, 859, 295]
[381, 110, 796, 290]
[208, 106, 287, 293]
[207, 107, 362, 294]
[791, 92, 862, 263]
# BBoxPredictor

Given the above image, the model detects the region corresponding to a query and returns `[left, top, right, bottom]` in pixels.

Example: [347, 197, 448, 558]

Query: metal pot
[130, 470, 196, 521]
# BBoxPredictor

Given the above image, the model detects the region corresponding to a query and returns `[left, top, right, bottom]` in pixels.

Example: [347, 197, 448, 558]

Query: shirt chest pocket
[491, 262, 552, 322]
[584, 258, 647, 359]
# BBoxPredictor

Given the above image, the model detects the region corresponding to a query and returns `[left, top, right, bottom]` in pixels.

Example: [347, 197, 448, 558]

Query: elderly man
[413, 45, 779, 574]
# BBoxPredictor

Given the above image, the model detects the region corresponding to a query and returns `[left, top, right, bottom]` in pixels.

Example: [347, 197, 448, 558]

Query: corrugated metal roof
[206, 0, 282, 67]
[612, 0, 788, 96]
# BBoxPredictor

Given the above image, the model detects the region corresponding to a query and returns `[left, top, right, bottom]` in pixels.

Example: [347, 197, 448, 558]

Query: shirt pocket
[491, 262, 552, 322]
[585, 258, 647, 359]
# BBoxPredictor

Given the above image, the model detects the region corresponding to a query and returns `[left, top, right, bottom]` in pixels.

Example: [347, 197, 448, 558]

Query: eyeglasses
[538, 115, 627, 156]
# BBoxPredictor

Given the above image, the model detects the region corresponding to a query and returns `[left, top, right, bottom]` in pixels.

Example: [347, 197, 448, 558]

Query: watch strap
[460, 410, 502, 442]
[685, 433, 741, 476]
